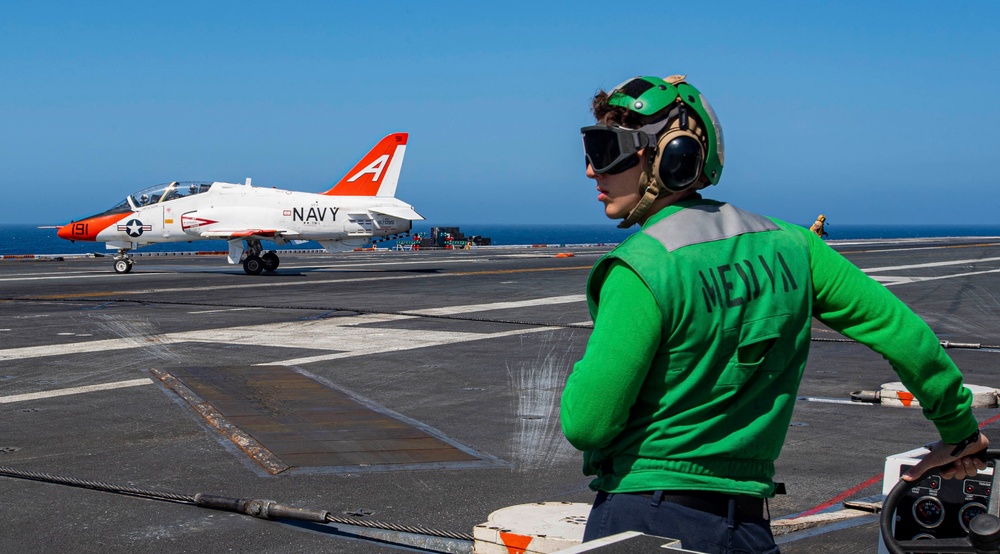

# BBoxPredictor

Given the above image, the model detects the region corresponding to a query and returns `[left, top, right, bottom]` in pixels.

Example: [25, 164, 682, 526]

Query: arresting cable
[0, 465, 475, 548]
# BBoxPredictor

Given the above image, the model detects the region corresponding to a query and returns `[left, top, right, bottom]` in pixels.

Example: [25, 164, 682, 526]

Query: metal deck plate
[152, 365, 488, 474]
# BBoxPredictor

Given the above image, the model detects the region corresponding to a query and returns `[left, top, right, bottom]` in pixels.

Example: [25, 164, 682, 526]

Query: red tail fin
[322, 133, 408, 197]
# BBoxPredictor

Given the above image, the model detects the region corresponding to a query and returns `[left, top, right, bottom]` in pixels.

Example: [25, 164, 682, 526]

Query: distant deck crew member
[564, 74, 987, 553]
[809, 214, 829, 238]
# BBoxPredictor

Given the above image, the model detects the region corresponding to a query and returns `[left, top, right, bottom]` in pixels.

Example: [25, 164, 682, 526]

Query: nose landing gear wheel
[114, 259, 133, 274]
[882, 448, 1000, 553]
[242, 255, 264, 275]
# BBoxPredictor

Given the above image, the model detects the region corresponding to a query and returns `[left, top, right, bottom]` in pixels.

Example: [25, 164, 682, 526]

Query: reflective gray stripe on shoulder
[644, 203, 780, 251]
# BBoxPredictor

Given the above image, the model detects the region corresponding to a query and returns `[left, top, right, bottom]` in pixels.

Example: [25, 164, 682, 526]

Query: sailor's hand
[901, 433, 990, 482]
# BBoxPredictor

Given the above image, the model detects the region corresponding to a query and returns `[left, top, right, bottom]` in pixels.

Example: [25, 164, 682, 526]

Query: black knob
[970, 514, 1000, 552]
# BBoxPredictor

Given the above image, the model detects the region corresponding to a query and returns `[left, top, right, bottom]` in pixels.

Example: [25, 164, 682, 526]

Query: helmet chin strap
[617, 153, 662, 229]
[616, 115, 677, 229]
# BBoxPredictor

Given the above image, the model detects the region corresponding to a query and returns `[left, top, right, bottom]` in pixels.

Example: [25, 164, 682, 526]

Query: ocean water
[2, 222, 1000, 256]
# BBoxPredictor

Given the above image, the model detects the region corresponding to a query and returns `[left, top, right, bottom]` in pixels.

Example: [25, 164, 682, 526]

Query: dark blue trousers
[582, 491, 780, 554]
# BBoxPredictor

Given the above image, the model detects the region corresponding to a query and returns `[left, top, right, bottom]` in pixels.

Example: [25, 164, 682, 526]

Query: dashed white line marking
[187, 307, 266, 314]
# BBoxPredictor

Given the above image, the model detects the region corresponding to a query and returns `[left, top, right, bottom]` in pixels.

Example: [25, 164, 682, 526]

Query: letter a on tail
[322, 133, 408, 197]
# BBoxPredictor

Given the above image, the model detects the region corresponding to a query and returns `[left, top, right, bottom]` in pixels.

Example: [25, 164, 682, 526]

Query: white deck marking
[404, 295, 584, 316]
[276, 258, 482, 270]
[837, 242, 1000, 252]
[861, 256, 1000, 273]
[0, 378, 152, 404]
[0, 272, 171, 282]
[0, 256, 478, 283]
[0, 296, 586, 364]
[872, 268, 1000, 287]
[862, 256, 1000, 287]
[186, 307, 266, 314]
[0, 270, 111, 279]
[27, 272, 452, 295]
[262, 324, 564, 366]
[0, 338, 138, 361]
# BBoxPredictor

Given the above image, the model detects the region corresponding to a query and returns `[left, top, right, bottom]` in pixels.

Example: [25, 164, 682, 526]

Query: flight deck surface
[2, 238, 999, 552]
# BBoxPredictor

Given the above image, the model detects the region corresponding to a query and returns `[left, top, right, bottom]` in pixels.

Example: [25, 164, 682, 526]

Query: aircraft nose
[56, 212, 132, 242]
[57, 218, 103, 241]
[56, 223, 75, 240]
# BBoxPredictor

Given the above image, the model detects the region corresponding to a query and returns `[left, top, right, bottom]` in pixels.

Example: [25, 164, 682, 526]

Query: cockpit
[93, 181, 215, 217]
[129, 181, 213, 208]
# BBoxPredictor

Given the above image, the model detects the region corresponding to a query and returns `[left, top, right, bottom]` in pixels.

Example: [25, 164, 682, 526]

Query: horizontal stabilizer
[370, 205, 424, 221]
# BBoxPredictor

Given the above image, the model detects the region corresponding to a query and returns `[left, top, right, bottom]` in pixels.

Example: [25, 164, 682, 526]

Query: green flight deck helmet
[602, 75, 725, 227]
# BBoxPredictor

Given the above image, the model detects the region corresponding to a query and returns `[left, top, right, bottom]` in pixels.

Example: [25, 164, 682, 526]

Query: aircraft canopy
[84, 181, 216, 219]
[129, 181, 213, 208]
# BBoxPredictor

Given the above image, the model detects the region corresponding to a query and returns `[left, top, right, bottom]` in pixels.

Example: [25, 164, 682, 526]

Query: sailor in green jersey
[562, 75, 989, 553]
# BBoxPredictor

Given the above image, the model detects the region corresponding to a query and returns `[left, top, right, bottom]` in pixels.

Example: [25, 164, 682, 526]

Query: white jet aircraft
[57, 133, 422, 274]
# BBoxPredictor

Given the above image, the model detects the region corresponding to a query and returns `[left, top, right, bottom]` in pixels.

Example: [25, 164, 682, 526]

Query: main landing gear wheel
[114, 259, 133, 274]
[262, 252, 279, 272]
[881, 448, 1000, 553]
[242, 255, 264, 275]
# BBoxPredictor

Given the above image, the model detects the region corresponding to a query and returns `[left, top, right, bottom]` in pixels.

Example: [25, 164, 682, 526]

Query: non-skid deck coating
[155, 365, 487, 474]
[1, 239, 999, 553]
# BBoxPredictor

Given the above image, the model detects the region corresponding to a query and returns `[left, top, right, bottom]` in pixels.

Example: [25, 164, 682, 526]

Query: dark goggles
[581, 125, 652, 175]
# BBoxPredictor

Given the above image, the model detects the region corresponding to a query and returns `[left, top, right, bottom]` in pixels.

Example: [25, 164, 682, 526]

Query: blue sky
[1, 1, 997, 226]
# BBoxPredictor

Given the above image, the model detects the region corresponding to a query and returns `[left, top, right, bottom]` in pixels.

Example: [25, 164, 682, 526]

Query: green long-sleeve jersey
[560, 199, 977, 497]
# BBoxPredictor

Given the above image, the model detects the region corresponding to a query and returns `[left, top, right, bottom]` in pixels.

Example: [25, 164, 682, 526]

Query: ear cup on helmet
[653, 131, 704, 192]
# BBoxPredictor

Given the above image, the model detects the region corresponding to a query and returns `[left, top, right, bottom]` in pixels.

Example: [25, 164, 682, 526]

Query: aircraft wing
[370, 206, 424, 220]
